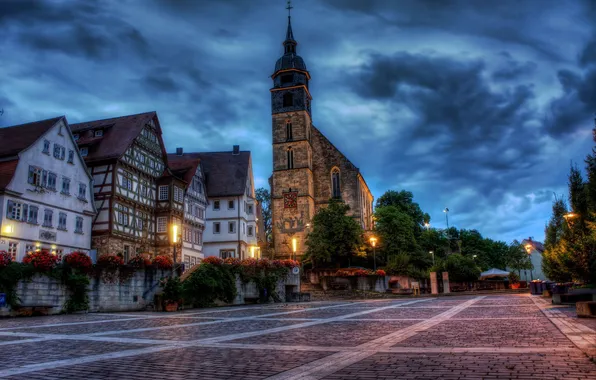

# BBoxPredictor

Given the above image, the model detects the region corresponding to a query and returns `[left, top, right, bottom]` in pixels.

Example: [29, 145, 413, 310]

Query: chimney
[176, 147, 183, 156]
[528, 237, 533, 242]
[232, 145, 240, 155]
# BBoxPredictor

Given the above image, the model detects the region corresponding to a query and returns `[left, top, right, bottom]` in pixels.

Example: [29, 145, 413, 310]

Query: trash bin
[552, 283, 570, 295]
[530, 281, 538, 295]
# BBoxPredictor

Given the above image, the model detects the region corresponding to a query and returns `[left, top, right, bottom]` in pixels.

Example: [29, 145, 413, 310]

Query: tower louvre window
[287, 147, 294, 169]
[332, 168, 341, 198]
[281, 74, 293, 84]
[283, 93, 293, 108]
[286, 122, 293, 141]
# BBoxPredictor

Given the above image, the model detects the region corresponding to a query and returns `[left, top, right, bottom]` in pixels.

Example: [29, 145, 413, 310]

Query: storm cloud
[1, 0, 595, 243]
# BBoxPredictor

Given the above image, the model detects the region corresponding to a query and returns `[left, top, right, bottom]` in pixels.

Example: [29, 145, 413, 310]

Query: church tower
[270, 3, 315, 259]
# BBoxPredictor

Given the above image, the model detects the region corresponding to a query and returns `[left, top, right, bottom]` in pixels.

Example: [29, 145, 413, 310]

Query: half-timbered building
[168, 149, 207, 267]
[70, 112, 168, 260]
[0, 117, 95, 261]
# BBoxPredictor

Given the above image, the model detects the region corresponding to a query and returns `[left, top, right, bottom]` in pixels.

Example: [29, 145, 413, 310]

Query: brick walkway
[0, 294, 594, 379]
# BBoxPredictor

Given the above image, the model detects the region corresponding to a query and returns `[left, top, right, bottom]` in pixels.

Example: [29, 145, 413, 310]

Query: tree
[374, 206, 418, 264]
[505, 240, 532, 277]
[375, 190, 430, 230]
[255, 188, 272, 244]
[433, 254, 481, 282]
[304, 199, 364, 268]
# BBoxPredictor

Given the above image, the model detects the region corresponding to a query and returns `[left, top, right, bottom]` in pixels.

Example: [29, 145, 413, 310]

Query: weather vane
[286, 0, 293, 17]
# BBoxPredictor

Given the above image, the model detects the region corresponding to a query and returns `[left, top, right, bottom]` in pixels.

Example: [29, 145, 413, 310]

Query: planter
[511, 283, 520, 290]
[165, 302, 178, 312]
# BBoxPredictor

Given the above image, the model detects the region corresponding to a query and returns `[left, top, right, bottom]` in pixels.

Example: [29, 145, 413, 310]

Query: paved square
[0, 294, 594, 379]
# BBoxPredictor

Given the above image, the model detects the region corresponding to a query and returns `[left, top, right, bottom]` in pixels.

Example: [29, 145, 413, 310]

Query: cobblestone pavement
[0, 295, 594, 379]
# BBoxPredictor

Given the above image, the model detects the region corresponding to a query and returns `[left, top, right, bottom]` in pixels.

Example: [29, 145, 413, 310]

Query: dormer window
[73, 134, 79, 141]
[80, 147, 88, 157]
[94, 129, 103, 137]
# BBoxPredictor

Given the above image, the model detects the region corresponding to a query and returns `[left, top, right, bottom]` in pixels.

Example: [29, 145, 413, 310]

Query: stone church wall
[310, 126, 368, 218]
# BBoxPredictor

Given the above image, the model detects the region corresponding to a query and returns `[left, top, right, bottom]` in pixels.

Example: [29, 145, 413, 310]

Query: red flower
[97, 254, 125, 269]
[64, 251, 92, 272]
[281, 259, 299, 268]
[22, 249, 59, 272]
[128, 254, 151, 269]
[354, 269, 371, 277]
[152, 255, 173, 270]
[223, 257, 241, 266]
[375, 269, 386, 277]
[202, 256, 224, 266]
[0, 250, 12, 268]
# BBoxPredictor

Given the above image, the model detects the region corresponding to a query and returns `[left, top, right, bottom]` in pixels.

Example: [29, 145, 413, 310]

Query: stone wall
[1, 270, 301, 317]
[1, 268, 171, 317]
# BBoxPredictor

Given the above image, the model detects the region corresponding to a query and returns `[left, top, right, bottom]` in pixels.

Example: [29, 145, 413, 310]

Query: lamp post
[171, 224, 181, 266]
[443, 208, 449, 229]
[369, 236, 377, 271]
[430, 250, 435, 266]
[424, 222, 430, 230]
[291, 237, 297, 261]
[524, 243, 533, 281]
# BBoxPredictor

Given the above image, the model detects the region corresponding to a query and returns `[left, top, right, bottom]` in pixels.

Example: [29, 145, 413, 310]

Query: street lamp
[443, 208, 449, 229]
[171, 224, 181, 265]
[524, 243, 534, 281]
[369, 236, 377, 271]
[291, 237, 297, 261]
[424, 222, 430, 230]
[430, 250, 435, 265]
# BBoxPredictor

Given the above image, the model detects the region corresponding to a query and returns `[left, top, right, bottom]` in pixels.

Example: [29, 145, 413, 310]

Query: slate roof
[166, 154, 201, 187]
[174, 151, 251, 197]
[0, 116, 63, 191]
[70, 111, 165, 164]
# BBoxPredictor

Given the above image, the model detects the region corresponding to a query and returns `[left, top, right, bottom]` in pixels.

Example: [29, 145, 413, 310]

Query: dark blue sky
[1, 0, 596, 244]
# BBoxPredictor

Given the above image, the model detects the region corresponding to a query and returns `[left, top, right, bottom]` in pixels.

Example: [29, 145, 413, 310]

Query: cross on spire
[286, 0, 293, 17]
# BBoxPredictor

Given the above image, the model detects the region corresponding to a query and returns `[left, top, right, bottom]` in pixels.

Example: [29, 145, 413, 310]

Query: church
[270, 9, 374, 259]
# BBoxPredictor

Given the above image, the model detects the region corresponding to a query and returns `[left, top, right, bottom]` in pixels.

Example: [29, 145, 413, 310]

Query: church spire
[283, 0, 297, 54]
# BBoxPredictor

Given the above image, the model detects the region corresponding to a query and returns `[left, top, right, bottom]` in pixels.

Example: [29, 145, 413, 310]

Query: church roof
[174, 150, 251, 197]
[274, 14, 307, 74]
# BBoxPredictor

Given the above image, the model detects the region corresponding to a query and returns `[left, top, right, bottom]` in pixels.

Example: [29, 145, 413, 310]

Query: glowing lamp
[2, 225, 13, 234]
[369, 237, 377, 248]
[292, 238, 297, 253]
[172, 224, 179, 244]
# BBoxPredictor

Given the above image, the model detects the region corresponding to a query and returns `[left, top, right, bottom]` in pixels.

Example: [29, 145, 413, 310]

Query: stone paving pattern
[0, 294, 594, 379]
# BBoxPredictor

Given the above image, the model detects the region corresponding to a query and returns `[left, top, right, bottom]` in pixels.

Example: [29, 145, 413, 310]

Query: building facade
[181, 147, 259, 260]
[70, 112, 169, 260]
[168, 150, 207, 268]
[521, 238, 548, 281]
[270, 14, 374, 259]
[0, 117, 95, 261]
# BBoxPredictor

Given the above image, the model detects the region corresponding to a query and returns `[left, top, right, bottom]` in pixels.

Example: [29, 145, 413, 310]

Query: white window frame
[75, 216, 84, 234]
[157, 217, 167, 233]
[213, 222, 221, 234]
[158, 185, 168, 201]
[228, 200, 234, 209]
[228, 221, 236, 234]
[213, 200, 220, 210]
[80, 147, 88, 157]
[248, 225, 254, 237]
[58, 212, 67, 230]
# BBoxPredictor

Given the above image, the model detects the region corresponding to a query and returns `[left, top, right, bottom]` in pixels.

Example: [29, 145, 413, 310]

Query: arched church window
[287, 147, 294, 169]
[286, 121, 293, 141]
[331, 168, 341, 198]
[283, 93, 293, 108]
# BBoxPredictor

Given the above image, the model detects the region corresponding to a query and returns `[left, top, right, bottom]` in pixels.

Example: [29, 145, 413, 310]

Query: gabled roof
[0, 116, 63, 191]
[166, 154, 201, 187]
[0, 116, 63, 159]
[175, 151, 251, 197]
[70, 111, 165, 164]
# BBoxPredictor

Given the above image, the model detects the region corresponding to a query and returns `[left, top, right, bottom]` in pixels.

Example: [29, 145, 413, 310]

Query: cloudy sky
[1, 0, 595, 244]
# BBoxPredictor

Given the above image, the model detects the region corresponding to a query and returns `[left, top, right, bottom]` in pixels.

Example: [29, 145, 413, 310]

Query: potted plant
[161, 277, 182, 312]
[508, 272, 520, 289]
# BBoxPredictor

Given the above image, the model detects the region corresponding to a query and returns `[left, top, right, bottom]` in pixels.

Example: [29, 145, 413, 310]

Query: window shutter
[21, 204, 28, 222]
[6, 200, 14, 218]
[42, 170, 48, 187]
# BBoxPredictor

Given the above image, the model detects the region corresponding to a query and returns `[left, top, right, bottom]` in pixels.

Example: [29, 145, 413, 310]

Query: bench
[450, 285, 467, 292]
[14, 304, 56, 316]
[552, 289, 596, 305]
[576, 301, 596, 318]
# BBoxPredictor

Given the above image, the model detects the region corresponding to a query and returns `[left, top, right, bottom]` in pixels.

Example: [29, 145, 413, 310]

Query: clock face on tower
[283, 191, 298, 208]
